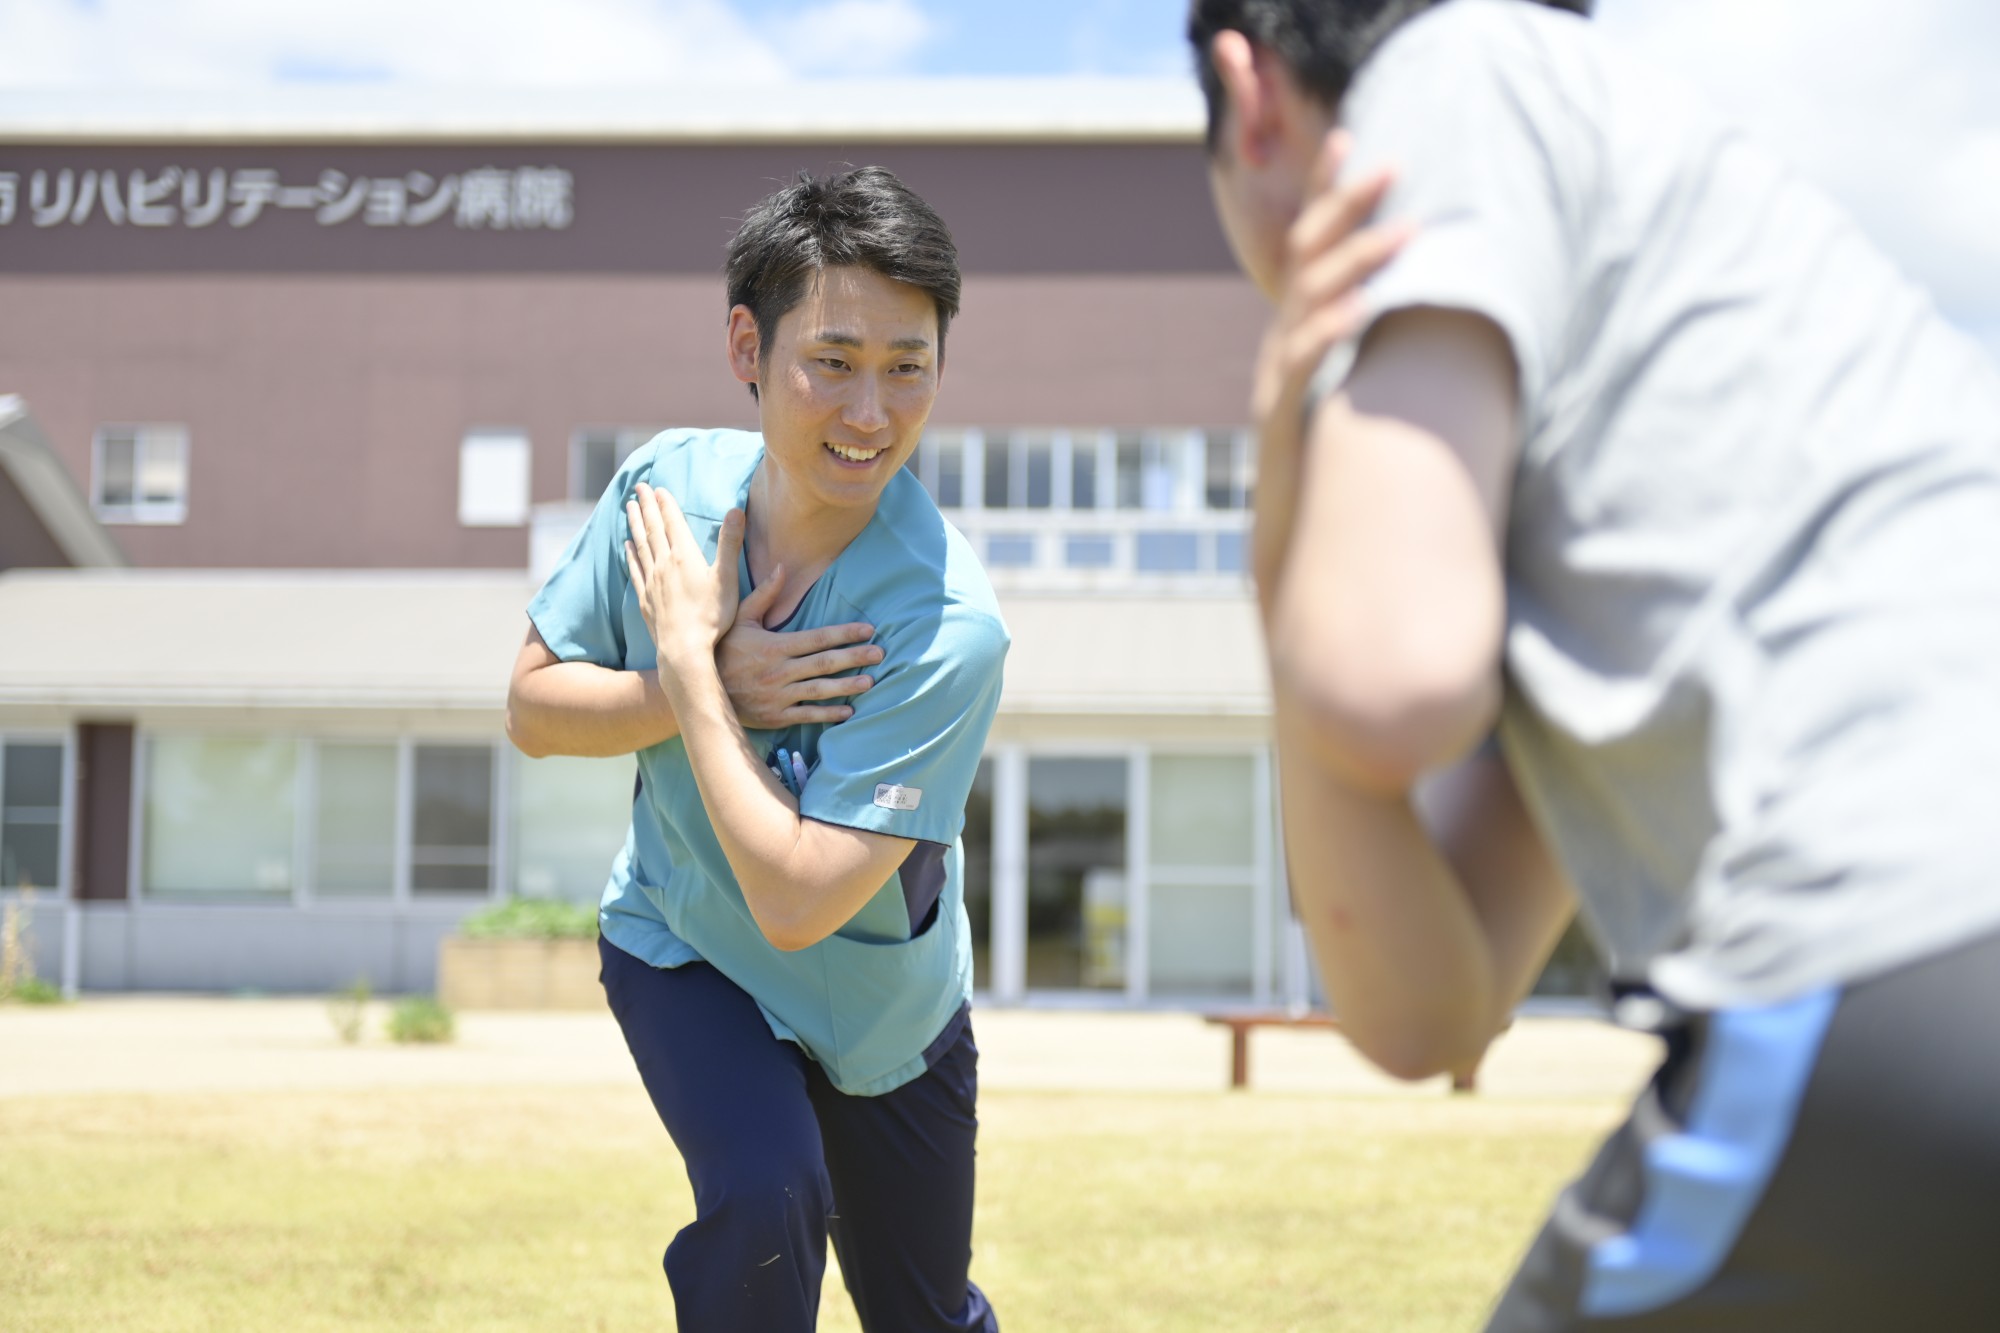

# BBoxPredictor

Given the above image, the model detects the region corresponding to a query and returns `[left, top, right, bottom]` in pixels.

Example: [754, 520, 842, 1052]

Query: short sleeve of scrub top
[1313, 0, 1594, 415]
[525, 442, 658, 668]
[799, 601, 1007, 852]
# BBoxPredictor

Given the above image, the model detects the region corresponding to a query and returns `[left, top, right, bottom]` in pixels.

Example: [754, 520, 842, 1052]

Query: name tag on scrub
[874, 784, 922, 811]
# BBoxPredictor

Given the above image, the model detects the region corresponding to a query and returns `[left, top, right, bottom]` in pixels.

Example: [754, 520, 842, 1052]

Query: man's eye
[821, 358, 849, 371]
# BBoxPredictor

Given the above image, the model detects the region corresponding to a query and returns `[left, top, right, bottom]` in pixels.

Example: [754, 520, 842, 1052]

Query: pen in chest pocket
[767, 746, 811, 797]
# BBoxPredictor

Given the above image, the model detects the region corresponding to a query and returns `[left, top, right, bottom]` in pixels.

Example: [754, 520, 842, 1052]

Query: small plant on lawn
[388, 995, 455, 1044]
[457, 898, 598, 940]
[327, 976, 371, 1044]
[0, 887, 62, 1004]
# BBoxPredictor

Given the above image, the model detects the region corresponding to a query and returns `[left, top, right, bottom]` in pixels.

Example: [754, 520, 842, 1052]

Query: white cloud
[0, 0, 855, 88]
[1598, 0, 2000, 349]
[772, 0, 933, 77]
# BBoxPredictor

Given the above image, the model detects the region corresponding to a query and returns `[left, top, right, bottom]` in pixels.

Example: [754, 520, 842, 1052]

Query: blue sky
[725, 0, 1191, 76]
[1, 0, 1996, 348]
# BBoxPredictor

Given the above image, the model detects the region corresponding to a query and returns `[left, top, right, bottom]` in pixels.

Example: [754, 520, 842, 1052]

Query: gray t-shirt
[1325, 0, 2000, 1008]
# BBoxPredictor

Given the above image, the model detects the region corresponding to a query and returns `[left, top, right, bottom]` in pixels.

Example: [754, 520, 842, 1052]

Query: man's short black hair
[1187, 0, 1593, 152]
[724, 165, 961, 401]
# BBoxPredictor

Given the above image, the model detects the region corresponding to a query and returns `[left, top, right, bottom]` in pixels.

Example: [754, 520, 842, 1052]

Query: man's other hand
[718, 563, 884, 730]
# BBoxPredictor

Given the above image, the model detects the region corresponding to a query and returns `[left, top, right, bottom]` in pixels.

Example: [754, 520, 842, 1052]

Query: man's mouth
[824, 442, 887, 464]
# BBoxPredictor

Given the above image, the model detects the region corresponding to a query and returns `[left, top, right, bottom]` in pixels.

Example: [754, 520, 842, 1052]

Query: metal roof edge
[0, 398, 128, 570]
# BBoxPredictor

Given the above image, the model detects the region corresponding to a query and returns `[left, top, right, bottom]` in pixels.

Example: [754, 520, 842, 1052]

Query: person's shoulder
[626, 427, 762, 519]
[1384, 0, 1587, 59]
[1358, 0, 1594, 103]
[831, 472, 1010, 663]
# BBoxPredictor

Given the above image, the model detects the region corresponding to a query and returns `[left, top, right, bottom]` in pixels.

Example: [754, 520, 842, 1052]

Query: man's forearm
[506, 661, 681, 758]
[661, 657, 902, 951]
[1275, 692, 1500, 1081]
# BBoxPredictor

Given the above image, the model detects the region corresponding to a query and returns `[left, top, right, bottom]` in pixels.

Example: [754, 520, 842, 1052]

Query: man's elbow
[503, 697, 549, 759]
[1271, 645, 1499, 794]
[758, 919, 826, 954]
[1349, 1016, 1490, 1084]
[1362, 1036, 1473, 1085]
[746, 896, 828, 953]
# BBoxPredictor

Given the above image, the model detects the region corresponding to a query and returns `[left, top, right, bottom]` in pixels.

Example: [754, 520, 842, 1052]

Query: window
[1215, 531, 1247, 575]
[1024, 757, 1129, 991]
[904, 424, 1253, 584]
[981, 429, 1055, 510]
[93, 424, 189, 524]
[570, 428, 653, 502]
[0, 741, 64, 893]
[1021, 431, 1054, 509]
[1147, 754, 1260, 996]
[312, 743, 397, 899]
[411, 745, 494, 894]
[985, 533, 1037, 567]
[512, 753, 637, 901]
[1068, 429, 1105, 510]
[1063, 535, 1116, 569]
[962, 760, 993, 990]
[1114, 432, 1181, 511]
[1135, 531, 1201, 573]
[144, 736, 298, 900]
[1204, 429, 1254, 510]
[139, 734, 515, 904]
[458, 429, 531, 527]
[909, 428, 969, 509]
[982, 430, 1011, 508]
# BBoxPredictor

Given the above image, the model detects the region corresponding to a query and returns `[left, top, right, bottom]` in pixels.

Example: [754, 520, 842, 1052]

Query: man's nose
[843, 375, 890, 433]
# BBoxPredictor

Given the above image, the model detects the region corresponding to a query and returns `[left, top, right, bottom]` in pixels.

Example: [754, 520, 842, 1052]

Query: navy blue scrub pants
[600, 935, 1000, 1333]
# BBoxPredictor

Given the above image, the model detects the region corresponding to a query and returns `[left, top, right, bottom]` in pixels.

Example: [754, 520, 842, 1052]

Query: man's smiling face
[734, 264, 942, 514]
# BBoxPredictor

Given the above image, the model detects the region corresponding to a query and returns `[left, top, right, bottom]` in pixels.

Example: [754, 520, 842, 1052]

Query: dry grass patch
[0, 1085, 1618, 1331]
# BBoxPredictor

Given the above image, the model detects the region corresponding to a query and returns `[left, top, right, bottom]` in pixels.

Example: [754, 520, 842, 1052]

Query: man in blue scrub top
[505, 167, 1006, 1333]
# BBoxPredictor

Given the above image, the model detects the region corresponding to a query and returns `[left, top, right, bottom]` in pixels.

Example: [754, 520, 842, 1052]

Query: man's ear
[726, 305, 762, 389]
[1212, 29, 1279, 168]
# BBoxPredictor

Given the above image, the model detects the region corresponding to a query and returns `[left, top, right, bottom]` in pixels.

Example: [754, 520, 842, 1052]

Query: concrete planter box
[436, 936, 603, 1011]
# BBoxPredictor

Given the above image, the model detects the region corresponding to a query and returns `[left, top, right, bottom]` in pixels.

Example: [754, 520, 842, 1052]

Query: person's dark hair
[1188, 0, 1593, 152]
[724, 165, 961, 401]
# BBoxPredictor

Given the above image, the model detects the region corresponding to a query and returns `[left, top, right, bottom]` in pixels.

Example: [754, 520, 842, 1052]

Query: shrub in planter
[457, 899, 599, 940]
[439, 898, 602, 1011]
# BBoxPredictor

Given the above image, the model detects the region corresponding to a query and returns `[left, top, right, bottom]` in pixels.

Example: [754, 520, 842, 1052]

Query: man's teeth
[826, 442, 884, 462]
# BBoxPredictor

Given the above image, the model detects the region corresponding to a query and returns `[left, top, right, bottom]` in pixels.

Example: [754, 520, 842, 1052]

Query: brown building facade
[0, 137, 1265, 569]
[0, 99, 1604, 1006]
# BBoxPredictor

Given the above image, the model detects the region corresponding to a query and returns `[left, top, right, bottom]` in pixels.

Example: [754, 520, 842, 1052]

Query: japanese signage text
[0, 164, 574, 231]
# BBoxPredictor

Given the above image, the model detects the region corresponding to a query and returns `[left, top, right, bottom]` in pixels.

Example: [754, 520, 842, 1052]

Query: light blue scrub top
[527, 428, 1009, 1096]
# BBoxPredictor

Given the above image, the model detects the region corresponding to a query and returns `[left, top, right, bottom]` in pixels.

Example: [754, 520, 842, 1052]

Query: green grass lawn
[0, 1085, 1615, 1331]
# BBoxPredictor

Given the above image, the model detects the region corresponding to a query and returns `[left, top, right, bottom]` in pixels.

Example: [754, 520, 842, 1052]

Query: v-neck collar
[732, 448, 887, 633]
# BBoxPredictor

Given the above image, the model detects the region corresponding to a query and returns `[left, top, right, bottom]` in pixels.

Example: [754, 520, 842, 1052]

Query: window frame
[0, 732, 76, 903]
[91, 423, 190, 525]
[979, 741, 1279, 1009]
[567, 426, 655, 503]
[132, 730, 512, 911]
[457, 427, 533, 528]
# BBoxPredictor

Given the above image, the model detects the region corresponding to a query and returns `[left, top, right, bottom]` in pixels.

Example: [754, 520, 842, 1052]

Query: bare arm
[505, 567, 886, 760]
[505, 625, 679, 758]
[1257, 298, 1571, 1077]
[664, 656, 915, 951]
[626, 484, 914, 951]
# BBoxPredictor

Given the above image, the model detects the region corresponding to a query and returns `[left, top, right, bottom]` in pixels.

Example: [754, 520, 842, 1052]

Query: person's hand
[717, 565, 884, 729]
[625, 482, 742, 682]
[1250, 131, 1412, 616]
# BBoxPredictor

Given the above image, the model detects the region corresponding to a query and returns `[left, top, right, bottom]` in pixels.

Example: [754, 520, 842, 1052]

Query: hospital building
[0, 85, 1597, 1009]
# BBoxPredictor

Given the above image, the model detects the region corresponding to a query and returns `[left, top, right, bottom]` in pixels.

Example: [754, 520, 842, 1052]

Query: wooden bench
[1203, 1012, 1486, 1093]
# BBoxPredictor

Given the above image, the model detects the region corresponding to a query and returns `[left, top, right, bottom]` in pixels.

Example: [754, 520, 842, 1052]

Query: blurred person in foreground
[506, 167, 1003, 1332]
[1190, 0, 2000, 1327]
